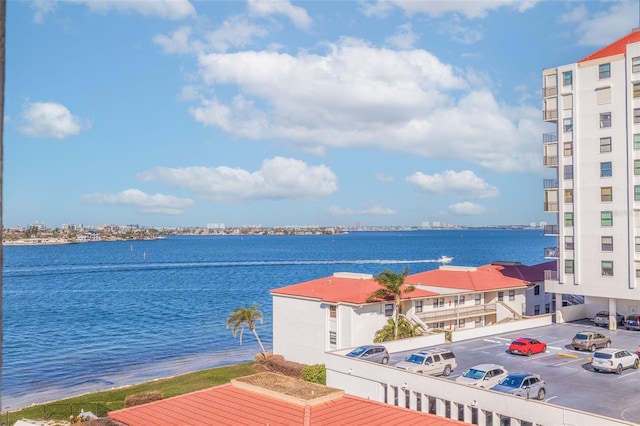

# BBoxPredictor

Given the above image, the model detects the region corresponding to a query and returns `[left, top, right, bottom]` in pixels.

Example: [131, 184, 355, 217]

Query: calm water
[1, 229, 552, 410]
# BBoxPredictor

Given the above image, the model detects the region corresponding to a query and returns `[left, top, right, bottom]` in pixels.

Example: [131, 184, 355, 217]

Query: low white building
[271, 261, 553, 365]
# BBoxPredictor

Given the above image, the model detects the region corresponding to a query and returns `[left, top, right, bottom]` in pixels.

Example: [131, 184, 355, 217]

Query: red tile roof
[579, 29, 640, 63]
[108, 380, 465, 426]
[405, 263, 535, 291]
[270, 274, 438, 303]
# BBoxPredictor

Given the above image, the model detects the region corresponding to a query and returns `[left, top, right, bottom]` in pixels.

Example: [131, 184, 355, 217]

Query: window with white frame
[634, 57, 640, 73]
[636, 237, 640, 253]
[329, 305, 336, 318]
[564, 165, 573, 179]
[459, 318, 466, 328]
[635, 134, 640, 150]
[564, 189, 573, 203]
[634, 83, 640, 98]
[459, 295, 465, 305]
[600, 186, 612, 202]
[563, 71, 573, 85]
[601, 211, 613, 226]
[415, 300, 423, 313]
[602, 261, 614, 276]
[600, 137, 612, 152]
[329, 331, 336, 345]
[565, 259, 574, 274]
[508, 290, 515, 301]
[635, 185, 640, 201]
[635, 108, 640, 124]
[600, 112, 611, 128]
[563, 117, 573, 132]
[599, 63, 611, 79]
[601, 236, 613, 251]
[565, 235, 574, 250]
[600, 161, 612, 177]
[596, 87, 611, 104]
[564, 142, 573, 156]
[565, 212, 574, 226]
[475, 294, 481, 305]
[385, 304, 393, 317]
[635, 160, 640, 176]
[498, 291, 504, 301]
[475, 317, 482, 326]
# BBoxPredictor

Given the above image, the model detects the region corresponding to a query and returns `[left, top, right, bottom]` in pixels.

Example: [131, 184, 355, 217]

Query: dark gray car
[346, 345, 390, 364]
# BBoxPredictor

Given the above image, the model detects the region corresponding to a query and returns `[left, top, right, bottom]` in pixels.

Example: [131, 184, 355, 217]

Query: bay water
[1, 229, 552, 411]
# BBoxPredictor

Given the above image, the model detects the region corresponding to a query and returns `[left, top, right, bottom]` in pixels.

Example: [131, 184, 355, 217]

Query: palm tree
[226, 303, 267, 357]
[374, 317, 422, 342]
[367, 267, 415, 340]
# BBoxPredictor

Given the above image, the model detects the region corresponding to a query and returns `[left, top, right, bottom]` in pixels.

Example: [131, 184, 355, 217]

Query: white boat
[437, 255, 453, 264]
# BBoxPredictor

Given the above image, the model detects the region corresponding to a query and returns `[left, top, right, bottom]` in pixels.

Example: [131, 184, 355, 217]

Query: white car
[591, 348, 639, 374]
[455, 363, 509, 388]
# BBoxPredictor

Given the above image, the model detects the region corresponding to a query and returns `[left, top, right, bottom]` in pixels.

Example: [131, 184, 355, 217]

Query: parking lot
[388, 320, 640, 424]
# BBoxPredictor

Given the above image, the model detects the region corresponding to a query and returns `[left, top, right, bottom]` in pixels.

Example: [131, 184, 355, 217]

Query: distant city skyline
[6, 1, 635, 228]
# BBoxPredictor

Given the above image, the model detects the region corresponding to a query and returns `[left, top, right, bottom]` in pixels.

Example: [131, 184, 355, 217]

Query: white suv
[395, 348, 457, 376]
[591, 348, 639, 374]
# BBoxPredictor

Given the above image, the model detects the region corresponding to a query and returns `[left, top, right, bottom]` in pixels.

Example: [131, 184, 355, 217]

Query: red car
[508, 337, 547, 357]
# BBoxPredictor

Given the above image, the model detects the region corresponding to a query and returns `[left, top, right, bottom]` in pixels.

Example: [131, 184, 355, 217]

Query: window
[602, 261, 614, 276]
[415, 300, 423, 313]
[565, 259, 574, 274]
[601, 211, 613, 226]
[329, 305, 336, 318]
[385, 304, 393, 317]
[475, 317, 482, 325]
[564, 189, 573, 203]
[636, 236, 640, 252]
[534, 305, 540, 315]
[433, 297, 444, 308]
[508, 290, 515, 301]
[459, 295, 465, 304]
[635, 134, 640, 150]
[597, 87, 611, 104]
[565, 235, 574, 250]
[602, 236, 613, 251]
[474, 294, 481, 305]
[564, 165, 573, 179]
[635, 160, 640, 176]
[563, 93, 573, 109]
[634, 57, 640, 73]
[329, 331, 336, 345]
[635, 83, 640, 98]
[498, 291, 504, 301]
[600, 137, 612, 153]
[563, 71, 573, 86]
[534, 285, 540, 296]
[635, 108, 640, 124]
[600, 187, 612, 202]
[564, 212, 574, 226]
[459, 318, 465, 328]
[600, 161, 612, 177]
[636, 269, 640, 278]
[599, 63, 611, 79]
[563, 117, 573, 132]
[545, 303, 550, 313]
[600, 112, 611, 128]
[635, 185, 640, 201]
[564, 142, 573, 156]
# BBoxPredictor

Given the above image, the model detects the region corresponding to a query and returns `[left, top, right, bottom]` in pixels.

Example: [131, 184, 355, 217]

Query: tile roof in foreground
[579, 29, 640, 63]
[108, 372, 465, 426]
[270, 272, 438, 303]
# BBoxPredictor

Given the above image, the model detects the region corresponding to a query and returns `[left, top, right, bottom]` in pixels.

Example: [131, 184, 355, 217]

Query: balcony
[544, 224, 558, 235]
[544, 202, 559, 212]
[543, 179, 558, 189]
[543, 154, 558, 167]
[416, 304, 497, 323]
[543, 132, 558, 143]
[543, 109, 558, 121]
[544, 247, 559, 259]
[542, 86, 558, 97]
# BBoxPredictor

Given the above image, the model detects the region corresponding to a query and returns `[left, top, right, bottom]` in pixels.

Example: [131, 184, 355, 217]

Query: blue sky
[6, 1, 639, 228]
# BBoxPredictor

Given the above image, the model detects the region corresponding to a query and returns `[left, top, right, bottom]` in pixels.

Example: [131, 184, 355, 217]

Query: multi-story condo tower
[543, 29, 640, 329]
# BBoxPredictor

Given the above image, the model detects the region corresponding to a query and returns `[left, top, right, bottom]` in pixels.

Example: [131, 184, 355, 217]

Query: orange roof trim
[579, 29, 640, 63]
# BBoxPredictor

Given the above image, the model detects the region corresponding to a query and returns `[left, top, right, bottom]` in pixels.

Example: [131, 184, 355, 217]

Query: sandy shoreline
[2, 350, 256, 412]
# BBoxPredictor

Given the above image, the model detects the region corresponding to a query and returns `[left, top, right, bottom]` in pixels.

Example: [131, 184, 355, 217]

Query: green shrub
[301, 364, 326, 385]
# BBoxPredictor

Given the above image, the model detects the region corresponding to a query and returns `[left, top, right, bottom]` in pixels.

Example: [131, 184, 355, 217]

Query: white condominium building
[542, 29, 640, 327]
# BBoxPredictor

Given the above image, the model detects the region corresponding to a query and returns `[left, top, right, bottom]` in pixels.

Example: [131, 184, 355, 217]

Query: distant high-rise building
[207, 223, 226, 230]
[542, 29, 640, 323]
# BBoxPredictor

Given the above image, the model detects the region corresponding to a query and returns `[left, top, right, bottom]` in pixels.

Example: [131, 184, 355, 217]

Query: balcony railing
[544, 224, 558, 235]
[543, 179, 558, 189]
[543, 155, 558, 166]
[544, 202, 559, 212]
[543, 132, 558, 143]
[544, 269, 558, 281]
[542, 86, 558, 97]
[543, 109, 558, 121]
[416, 304, 497, 323]
[544, 247, 559, 259]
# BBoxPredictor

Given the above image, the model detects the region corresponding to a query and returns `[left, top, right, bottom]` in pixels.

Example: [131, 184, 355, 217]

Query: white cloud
[406, 170, 499, 199]
[187, 38, 542, 172]
[136, 157, 338, 202]
[18, 101, 88, 139]
[565, 2, 637, 47]
[385, 23, 418, 49]
[327, 204, 396, 217]
[247, 0, 312, 29]
[374, 173, 395, 182]
[79, 189, 194, 215]
[386, 0, 537, 19]
[31, 0, 196, 22]
[448, 201, 488, 216]
[31, 0, 57, 24]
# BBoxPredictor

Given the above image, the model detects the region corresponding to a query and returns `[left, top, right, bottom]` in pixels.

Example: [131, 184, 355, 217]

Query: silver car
[490, 373, 546, 400]
[346, 345, 390, 364]
[591, 348, 639, 374]
[455, 363, 508, 388]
